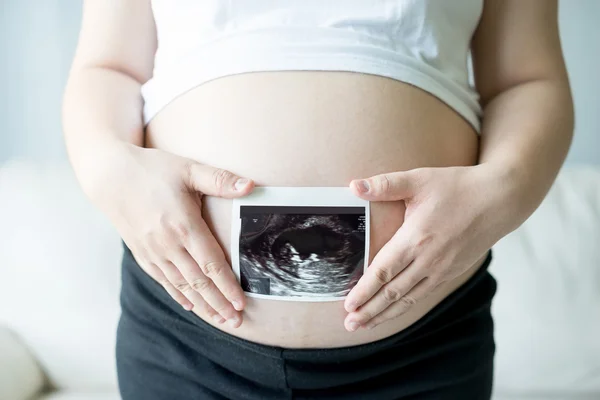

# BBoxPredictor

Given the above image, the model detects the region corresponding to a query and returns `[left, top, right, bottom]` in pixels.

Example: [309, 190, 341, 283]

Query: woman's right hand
[88, 142, 254, 328]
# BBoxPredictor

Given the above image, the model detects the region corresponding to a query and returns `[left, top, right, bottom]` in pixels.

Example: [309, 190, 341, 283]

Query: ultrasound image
[239, 206, 366, 298]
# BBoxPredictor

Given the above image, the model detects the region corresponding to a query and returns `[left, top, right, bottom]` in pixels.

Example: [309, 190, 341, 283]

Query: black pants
[116, 243, 497, 400]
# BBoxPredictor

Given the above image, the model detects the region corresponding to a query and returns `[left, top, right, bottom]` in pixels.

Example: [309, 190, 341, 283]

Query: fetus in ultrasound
[239, 209, 366, 298]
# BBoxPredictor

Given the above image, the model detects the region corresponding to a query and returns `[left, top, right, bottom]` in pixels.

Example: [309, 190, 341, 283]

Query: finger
[344, 225, 415, 313]
[344, 262, 427, 330]
[350, 169, 421, 201]
[184, 162, 255, 198]
[154, 211, 245, 323]
[364, 277, 437, 330]
[185, 217, 247, 311]
[143, 258, 225, 323]
[157, 259, 230, 323]
[142, 261, 194, 311]
[153, 264, 225, 323]
[168, 245, 242, 324]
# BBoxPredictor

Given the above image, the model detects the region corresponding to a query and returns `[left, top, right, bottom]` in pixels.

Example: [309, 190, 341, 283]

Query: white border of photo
[231, 186, 370, 302]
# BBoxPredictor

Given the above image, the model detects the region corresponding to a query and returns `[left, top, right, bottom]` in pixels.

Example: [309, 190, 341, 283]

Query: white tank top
[142, 0, 484, 132]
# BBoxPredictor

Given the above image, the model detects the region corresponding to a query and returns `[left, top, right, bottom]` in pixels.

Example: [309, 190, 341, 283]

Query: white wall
[1, 0, 598, 164]
[0, 1, 82, 162]
[559, 0, 600, 165]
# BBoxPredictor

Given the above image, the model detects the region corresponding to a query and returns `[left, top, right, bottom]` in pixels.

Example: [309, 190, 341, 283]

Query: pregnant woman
[62, 1, 573, 399]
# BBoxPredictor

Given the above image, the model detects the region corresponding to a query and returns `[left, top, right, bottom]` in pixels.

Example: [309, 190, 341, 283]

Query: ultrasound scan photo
[238, 206, 367, 298]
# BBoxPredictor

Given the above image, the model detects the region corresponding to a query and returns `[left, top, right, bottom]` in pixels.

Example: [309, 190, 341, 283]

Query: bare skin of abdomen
[145, 71, 488, 348]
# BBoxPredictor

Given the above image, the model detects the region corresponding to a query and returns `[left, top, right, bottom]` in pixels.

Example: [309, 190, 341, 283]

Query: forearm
[62, 66, 145, 197]
[477, 78, 574, 233]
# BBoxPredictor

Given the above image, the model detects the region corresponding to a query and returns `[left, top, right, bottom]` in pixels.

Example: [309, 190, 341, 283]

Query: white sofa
[0, 159, 599, 400]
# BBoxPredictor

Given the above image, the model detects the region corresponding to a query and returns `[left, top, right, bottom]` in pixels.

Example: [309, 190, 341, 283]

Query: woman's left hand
[343, 164, 511, 332]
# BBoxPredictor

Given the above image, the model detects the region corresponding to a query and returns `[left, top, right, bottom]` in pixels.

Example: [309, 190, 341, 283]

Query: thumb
[350, 170, 417, 201]
[184, 162, 255, 198]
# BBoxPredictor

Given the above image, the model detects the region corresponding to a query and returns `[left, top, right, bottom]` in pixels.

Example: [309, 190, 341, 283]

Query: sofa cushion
[0, 326, 46, 400]
[490, 166, 600, 397]
[0, 159, 122, 392]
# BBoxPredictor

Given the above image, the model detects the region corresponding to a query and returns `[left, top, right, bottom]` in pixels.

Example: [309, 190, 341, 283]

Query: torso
[144, 71, 487, 348]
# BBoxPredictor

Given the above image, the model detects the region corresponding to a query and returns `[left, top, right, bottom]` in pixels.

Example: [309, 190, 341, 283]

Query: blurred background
[1, 1, 599, 400]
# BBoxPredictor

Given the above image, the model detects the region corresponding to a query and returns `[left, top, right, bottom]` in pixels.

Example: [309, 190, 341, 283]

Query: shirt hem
[141, 53, 482, 133]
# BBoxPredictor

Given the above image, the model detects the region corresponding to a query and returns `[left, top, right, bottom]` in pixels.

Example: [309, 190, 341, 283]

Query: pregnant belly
[145, 71, 486, 348]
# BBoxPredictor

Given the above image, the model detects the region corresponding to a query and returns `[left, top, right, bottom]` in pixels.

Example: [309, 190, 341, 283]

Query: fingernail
[347, 321, 359, 332]
[356, 180, 370, 193]
[182, 303, 193, 311]
[346, 301, 358, 312]
[227, 316, 240, 327]
[232, 300, 243, 311]
[234, 178, 249, 191]
[212, 314, 224, 323]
